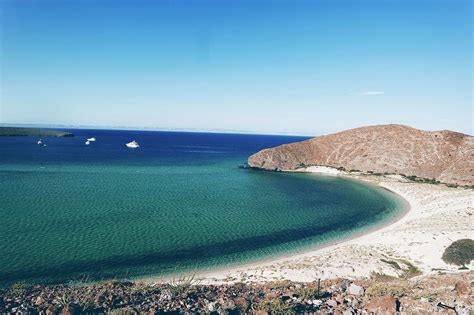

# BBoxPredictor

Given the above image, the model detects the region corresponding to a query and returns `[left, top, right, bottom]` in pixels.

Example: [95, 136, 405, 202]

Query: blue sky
[1, 0, 472, 135]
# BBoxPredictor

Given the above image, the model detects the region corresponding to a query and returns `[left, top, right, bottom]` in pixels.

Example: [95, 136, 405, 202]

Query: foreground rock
[248, 124, 474, 186]
[1, 272, 471, 314]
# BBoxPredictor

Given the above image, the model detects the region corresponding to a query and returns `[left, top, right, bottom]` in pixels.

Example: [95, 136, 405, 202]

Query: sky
[0, 0, 472, 135]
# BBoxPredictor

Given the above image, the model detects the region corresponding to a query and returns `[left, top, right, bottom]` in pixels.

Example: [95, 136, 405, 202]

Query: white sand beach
[173, 170, 474, 284]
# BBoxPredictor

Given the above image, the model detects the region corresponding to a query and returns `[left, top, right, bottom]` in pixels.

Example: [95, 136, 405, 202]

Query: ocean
[0, 129, 404, 285]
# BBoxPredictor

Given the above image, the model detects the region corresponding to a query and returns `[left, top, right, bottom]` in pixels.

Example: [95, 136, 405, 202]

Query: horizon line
[2, 122, 471, 137]
[0, 122, 317, 138]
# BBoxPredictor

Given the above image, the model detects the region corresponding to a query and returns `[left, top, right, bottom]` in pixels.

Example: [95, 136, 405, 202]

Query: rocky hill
[248, 124, 474, 186]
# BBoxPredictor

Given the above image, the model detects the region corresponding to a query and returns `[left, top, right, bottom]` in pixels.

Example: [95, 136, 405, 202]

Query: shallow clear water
[0, 129, 404, 285]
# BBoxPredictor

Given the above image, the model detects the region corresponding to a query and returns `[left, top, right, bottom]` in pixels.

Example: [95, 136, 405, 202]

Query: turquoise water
[0, 129, 404, 285]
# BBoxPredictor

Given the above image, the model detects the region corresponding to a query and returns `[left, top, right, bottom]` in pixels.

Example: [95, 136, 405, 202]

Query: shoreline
[144, 187, 409, 284]
[142, 168, 473, 284]
[142, 170, 418, 285]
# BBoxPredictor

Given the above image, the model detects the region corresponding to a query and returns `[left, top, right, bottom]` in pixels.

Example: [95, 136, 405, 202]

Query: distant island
[248, 124, 474, 186]
[0, 127, 73, 137]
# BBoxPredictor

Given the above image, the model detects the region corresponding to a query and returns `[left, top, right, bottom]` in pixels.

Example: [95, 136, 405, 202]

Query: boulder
[367, 295, 397, 313]
[342, 308, 355, 315]
[35, 296, 45, 306]
[347, 284, 364, 296]
[312, 299, 322, 306]
[234, 297, 249, 311]
[454, 281, 470, 295]
[327, 299, 338, 308]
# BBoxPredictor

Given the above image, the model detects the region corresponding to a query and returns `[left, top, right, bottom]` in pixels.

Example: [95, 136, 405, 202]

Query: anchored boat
[126, 140, 140, 148]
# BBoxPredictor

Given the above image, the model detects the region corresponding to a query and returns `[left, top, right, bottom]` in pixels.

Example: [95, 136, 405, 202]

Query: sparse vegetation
[297, 286, 326, 300]
[130, 281, 152, 295]
[109, 308, 135, 315]
[369, 272, 397, 282]
[9, 281, 30, 296]
[380, 259, 401, 270]
[77, 290, 96, 312]
[396, 174, 474, 188]
[403, 175, 441, 184]
[399, 260, 422, 279]
[258, 298, 296, 314]
[377, 258, 420, 279]
[442, 239, 474, 267]
[365, 283, 406, 298]
[67, 273, 92, 287]
[56, 292, 72, 306]
[167, 274, 200, 295]
[266, 280, 291, 290]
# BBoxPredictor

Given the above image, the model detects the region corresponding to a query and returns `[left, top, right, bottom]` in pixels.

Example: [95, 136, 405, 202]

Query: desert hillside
[248, 124, 474, 186]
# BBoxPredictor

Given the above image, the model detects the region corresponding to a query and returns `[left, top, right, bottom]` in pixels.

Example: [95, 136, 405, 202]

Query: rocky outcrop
[248, 124, 474, 186]
[1, 272, 472, 314]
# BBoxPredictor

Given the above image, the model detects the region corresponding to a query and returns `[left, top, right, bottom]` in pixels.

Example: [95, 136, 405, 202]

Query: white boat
[126, 140, 140, 148]
[37, 139, 43, 145]
[85, 140, 91, 145]
[87, 137, 96, 142]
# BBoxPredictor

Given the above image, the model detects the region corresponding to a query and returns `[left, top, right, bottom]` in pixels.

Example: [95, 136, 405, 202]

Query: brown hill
[248, 124, 474, 186]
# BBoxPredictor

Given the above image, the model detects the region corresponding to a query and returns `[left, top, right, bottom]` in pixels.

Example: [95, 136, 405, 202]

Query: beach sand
[154, 170, 473, 284]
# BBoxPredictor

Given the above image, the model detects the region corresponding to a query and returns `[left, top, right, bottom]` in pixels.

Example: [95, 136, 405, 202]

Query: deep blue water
[0, 129, 306, 166]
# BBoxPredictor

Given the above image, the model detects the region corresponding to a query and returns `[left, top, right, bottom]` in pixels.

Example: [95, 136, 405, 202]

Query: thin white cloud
[361, 91, 384, 96]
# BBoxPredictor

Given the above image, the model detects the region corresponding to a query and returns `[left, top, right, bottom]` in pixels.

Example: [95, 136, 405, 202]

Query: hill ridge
[248, 124, 474, 186]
